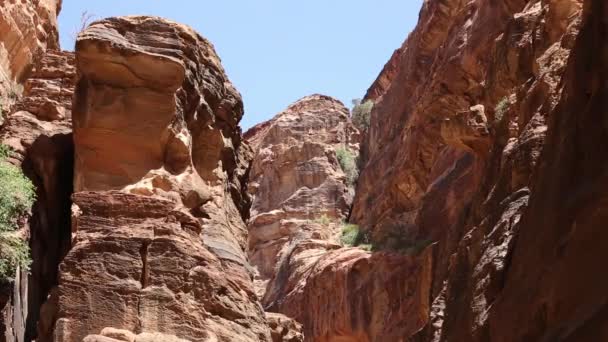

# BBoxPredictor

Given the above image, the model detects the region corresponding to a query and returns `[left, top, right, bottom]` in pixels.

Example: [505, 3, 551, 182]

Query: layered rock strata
[246, 95, 433, 341]
[0, 50, 75, 342]
[350, 0, 595, 340]
[0, 0, 62, 115]
[44, 16, 269, 342]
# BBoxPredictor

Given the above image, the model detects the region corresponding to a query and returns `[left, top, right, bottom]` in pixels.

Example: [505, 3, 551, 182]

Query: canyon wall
[350, 0, 606, 340]
[0, 0, 62, 116]
[0, 48, 74, 342]
[0, 1, 71, 337]
[245, 95, 432, 341]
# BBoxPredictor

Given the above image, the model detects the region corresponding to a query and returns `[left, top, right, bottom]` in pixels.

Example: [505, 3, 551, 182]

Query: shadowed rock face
[46, 16, 268, 342]
[349, 0, 605, 340]
[0, 0, 62, 115]
[245, 95, 433, 341]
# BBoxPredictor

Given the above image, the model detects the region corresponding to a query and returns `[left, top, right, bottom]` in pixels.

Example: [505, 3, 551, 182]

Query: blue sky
[58, 1, 423, 129]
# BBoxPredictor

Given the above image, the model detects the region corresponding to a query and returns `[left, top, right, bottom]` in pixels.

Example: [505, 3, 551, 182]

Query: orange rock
[46, 16, 269, 342]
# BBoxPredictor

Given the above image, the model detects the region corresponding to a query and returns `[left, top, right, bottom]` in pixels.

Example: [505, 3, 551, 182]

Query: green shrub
[336, 147, 359, 186]
[351, 99, 374, 131]
[0, 234, 31, 281]
[495, 97, 509, 123]
[340, 224, 361, 246]
[340, 223, 372, 250]
[0, 145, 35, 282]
[314, 214, 332, 226]
[0, 160, 36, 233]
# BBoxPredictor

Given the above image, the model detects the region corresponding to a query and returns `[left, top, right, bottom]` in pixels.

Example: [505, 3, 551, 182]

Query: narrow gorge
[0, 0, 606, 341]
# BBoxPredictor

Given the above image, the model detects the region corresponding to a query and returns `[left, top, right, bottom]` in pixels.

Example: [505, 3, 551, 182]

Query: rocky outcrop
[0, 50, 75, 342]
[0, 0, 62, 115]
[245, 95, 358, 292]
[245, 95, 433, 341]
[43, 16, 268, 342]
[350, 0, 592, 341]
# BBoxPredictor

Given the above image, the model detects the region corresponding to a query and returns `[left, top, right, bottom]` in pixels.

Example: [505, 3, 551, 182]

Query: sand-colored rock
[0, 0, 62, 114]
[45, 16, 269, 342]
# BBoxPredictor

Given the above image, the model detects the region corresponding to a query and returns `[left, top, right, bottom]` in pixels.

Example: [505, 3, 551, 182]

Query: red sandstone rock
[45, 16, 269, 342]
[0, 50, 75, 342]
[245, 95, 433, 340]
[352, 0, 588, 341]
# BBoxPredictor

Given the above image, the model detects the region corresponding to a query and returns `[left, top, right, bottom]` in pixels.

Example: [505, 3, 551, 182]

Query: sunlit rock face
[0, 0, 62, 115]
[245, 95, 433, 341]
[46, 16, 270, 342]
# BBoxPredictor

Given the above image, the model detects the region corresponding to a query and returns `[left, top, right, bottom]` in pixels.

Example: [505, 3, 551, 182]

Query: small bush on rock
[494, 97, 510, 123]
[351, 99, 373, 131]
[340, 223, 372, 251]
[336, 147, 359, 186]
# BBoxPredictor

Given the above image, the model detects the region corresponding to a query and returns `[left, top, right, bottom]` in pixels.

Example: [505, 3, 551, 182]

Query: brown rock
[350, 0, 590, 341]
[0, 0, 62, 114]
[245, 95, 433, 340]
[46, 16, 269, 342]
[266, 313, 304, 342]
[0, 50, 75, 342]
[245, 95, 359, 287]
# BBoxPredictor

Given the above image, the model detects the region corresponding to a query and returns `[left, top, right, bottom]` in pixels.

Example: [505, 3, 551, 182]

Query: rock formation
[43, 16, 269, 342]
[0, 49, 75, 342]
[0, 0, 62, 116]
[245, 95, 433, 341]
[349, 0, 599, 341]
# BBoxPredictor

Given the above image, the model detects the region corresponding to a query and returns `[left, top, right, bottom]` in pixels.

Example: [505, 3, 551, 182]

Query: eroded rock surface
[0, 0, 62, 115]
[350, 0, 596, 341]
[0, 50, 75, 342]
[46, 16, 268, 342]
[245, 95, 433, 341]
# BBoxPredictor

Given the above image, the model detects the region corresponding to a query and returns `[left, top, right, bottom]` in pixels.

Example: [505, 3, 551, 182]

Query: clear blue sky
[58, 1, 422, 129]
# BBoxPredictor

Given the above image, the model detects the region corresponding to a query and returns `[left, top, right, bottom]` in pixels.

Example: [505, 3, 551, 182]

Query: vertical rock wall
[0, 0, 62, 116]
[47, 16, 269, 342]
[0, 50, 75, 342]
[245, 95, 432, 341]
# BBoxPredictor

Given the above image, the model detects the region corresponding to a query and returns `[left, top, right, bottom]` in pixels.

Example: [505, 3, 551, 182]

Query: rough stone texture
[486, 1, 608, 340]
[245, 95, 358, 292]
[245, 95, 433, 341]
[0, 50, 75, 342]
[266, 313, 303, 342]
[0, 0, 62, 115]
[351, 0, 591, 341]
[45, 16, 269, 342]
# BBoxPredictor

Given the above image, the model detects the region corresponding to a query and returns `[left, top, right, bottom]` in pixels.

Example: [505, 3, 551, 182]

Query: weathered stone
[266, 313, 304, 342]
[46, 16, 268, 342]
[0, 50, 75, 342]
[245, 95, 433, 340]
[0, 0, 62, 115]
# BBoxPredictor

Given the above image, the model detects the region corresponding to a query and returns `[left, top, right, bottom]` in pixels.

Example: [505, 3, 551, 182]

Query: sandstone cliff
[46, 16, 269, 342]
[0, 0, 62, 116]
[350, 0, 601, 340]
[245, 95, 433, 341]
[0, 0, 607, 341]
[0, 48, 74, 342]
